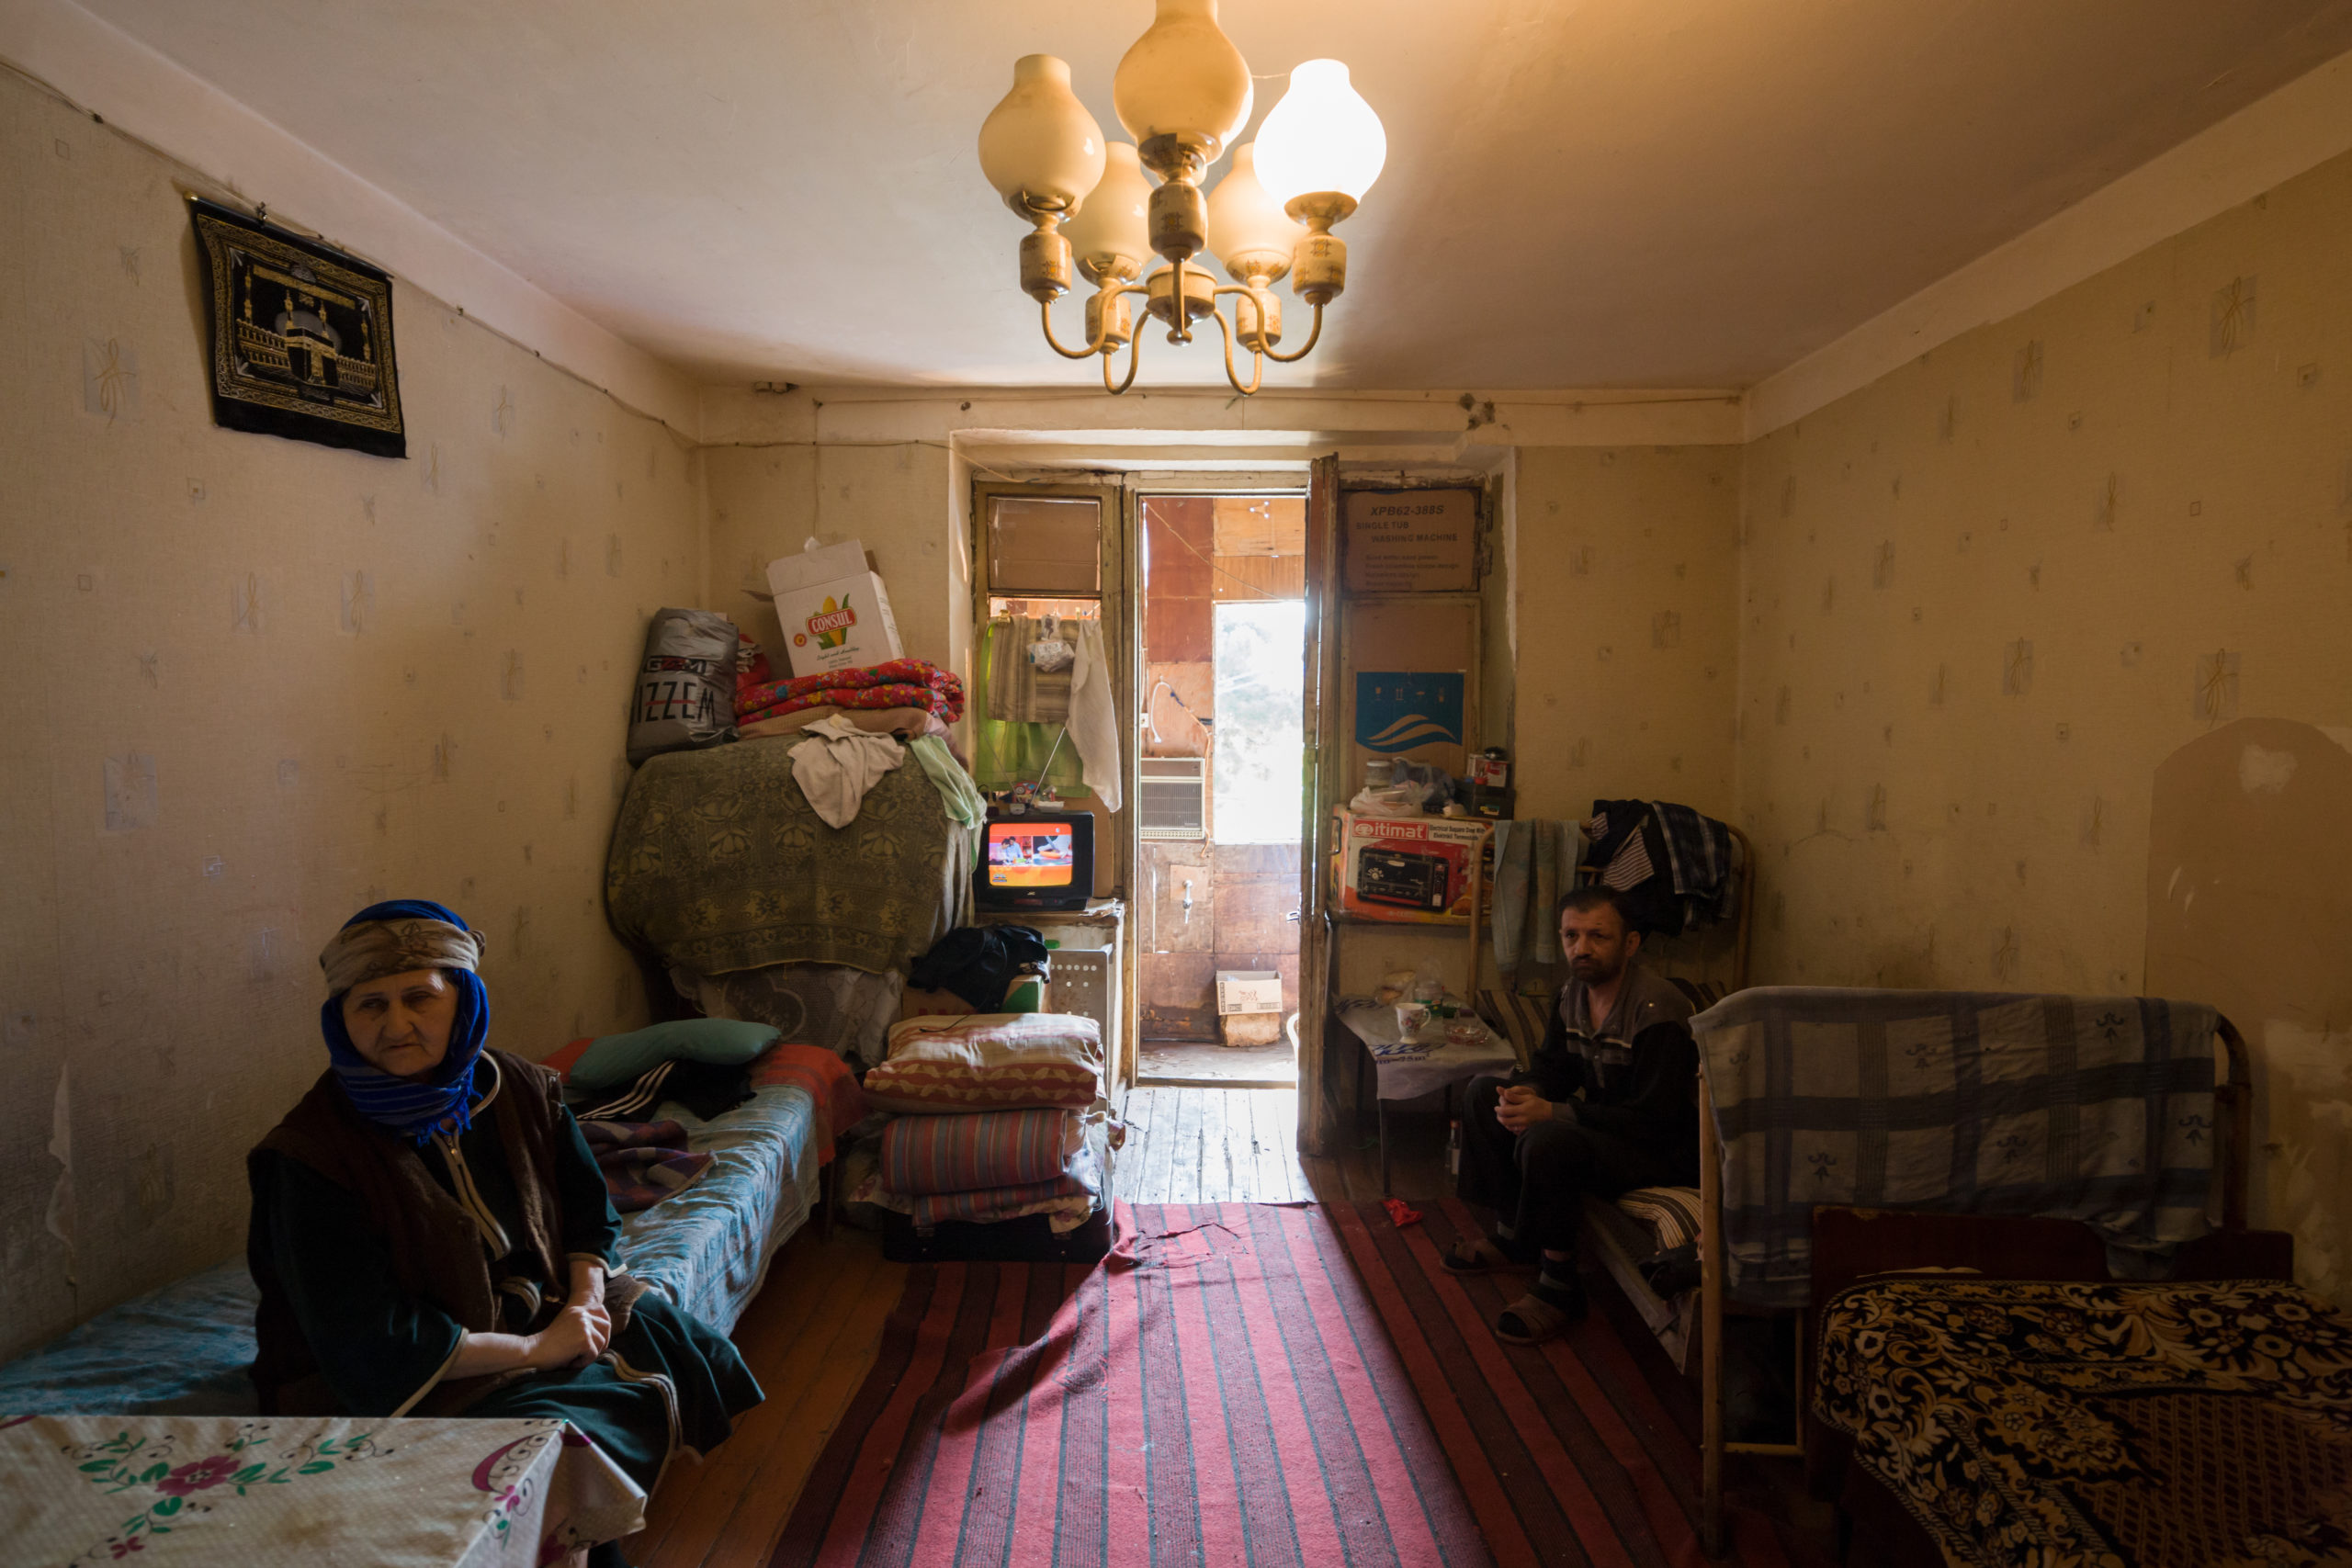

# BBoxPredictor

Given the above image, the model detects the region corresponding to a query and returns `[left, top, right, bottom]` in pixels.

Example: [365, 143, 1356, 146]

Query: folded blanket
[910, 1142, 1102, 1228]
[879, 1107, 1081, 1195]
[580, 1119, 714, 1213]
[737, 657, 967, 728]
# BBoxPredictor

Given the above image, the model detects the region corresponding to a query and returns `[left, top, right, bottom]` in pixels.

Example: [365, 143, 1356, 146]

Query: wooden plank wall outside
[1139, 840, 1302, 1040]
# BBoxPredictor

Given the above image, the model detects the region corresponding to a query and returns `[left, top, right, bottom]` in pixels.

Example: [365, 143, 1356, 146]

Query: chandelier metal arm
[1260, 299, 1327, 364]
[1103, 323, 1144, 394]
[1038, 283, 1141, 360]
[1206, 300, 1265, 397]
[1038, 296, 1106, 360]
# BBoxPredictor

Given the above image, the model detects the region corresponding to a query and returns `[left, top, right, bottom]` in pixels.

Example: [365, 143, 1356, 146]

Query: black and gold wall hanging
[189, 197, 405, 458]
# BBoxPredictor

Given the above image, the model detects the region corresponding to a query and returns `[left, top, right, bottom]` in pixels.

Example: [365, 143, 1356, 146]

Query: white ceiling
[81, 0, 2352, 390]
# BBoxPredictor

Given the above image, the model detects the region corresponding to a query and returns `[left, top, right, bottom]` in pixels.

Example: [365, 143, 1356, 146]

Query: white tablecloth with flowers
[0, 1414, 644, 1568]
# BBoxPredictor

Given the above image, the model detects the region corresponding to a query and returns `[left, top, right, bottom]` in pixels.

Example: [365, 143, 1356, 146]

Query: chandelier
[977, 0, 1385, 395]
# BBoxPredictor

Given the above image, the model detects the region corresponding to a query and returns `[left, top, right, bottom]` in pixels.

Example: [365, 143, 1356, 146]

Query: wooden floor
[1136, 1037, 1298, 1086]
[632, 1223, 900, 1568]
[633, 1089, 1451, 1567]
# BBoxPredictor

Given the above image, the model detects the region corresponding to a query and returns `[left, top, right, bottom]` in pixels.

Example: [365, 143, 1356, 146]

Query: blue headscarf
[318, 899, 492, 1144]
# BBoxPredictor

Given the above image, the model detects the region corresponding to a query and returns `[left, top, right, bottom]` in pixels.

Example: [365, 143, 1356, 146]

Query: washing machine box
[1336, 811, 1489, 923]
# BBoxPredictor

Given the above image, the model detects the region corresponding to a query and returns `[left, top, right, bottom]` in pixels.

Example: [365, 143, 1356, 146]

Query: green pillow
[569, 1019, 779, 1090]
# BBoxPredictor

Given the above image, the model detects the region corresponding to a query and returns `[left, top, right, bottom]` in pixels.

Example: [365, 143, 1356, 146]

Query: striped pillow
[880, 1108, 1083, 1196]
[865, 1013, 1103, 1114]
[1614, 1185, 1702, 1253]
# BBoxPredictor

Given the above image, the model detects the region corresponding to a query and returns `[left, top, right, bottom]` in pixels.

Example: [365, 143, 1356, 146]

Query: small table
[1331, 1001, 1520, 1195]
[1, 1413, 644, 1567]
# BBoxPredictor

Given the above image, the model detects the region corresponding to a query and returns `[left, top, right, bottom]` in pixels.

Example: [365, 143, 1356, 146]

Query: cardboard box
[1337, 810, 1490, 923]
[1216, 971, 1284, 1015]
[767, 539, 905, 678]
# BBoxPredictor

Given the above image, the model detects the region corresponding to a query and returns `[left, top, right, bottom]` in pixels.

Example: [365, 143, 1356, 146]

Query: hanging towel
[789, 714, 906, 828]
[1492, 819, 1584, 995]
[1068, 618, 1124, 813]
[909, 735, 987, 829]
[985, 617, 1074, 724]
[1490, 820, 1530, 976]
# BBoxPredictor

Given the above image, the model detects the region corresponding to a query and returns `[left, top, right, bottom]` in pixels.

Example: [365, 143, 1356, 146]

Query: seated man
[1447, 886, 1700, 1343]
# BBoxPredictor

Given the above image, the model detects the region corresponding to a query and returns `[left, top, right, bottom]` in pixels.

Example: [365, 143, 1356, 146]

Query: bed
[1680, 986, 2251, 1551]
[1804, 1206, 2335, 1566]
[0, 1080, 823, 1415]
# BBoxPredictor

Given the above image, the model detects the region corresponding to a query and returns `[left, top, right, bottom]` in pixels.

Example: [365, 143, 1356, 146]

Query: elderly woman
[246, 900, 761, 1560]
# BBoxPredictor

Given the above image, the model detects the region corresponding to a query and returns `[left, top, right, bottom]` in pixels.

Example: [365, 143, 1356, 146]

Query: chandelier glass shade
[977, 0, 1385, 395]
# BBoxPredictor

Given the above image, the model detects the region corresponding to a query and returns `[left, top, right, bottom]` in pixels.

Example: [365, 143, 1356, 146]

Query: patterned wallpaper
[1511, 446, 1740, 824]
[1736, 148, 2352, 1300]
[0, 75, 707, 1359]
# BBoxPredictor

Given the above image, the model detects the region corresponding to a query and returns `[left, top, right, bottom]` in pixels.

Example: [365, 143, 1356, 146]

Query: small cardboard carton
[766, 538, 905, 678]
[1216, 970, 1285, 1048]
[1336, 810, 1490, 923]
[1216, 971, 1284, 1016]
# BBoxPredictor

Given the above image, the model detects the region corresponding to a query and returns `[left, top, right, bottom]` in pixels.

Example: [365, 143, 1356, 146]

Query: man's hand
[1494, 1084, 1555, 1134]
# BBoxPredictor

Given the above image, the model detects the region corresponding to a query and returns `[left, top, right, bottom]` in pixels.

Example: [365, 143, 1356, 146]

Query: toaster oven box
[1336, 811, 1490, 923]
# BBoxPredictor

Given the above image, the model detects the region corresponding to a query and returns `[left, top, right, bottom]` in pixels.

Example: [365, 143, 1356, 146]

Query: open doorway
[1135, 493, 1306, 1087]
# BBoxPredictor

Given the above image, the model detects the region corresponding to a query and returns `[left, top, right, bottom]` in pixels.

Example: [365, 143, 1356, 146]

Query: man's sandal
[1494, 1291, 1582, 1345]
[1440, 1236, 1518, 1276]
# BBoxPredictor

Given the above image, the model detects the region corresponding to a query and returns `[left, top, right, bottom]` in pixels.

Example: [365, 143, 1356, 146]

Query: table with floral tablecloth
[0, 1414, 644, 1568]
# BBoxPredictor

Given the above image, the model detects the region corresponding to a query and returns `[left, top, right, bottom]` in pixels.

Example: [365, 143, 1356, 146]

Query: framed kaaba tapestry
[189, 197, 406, 458]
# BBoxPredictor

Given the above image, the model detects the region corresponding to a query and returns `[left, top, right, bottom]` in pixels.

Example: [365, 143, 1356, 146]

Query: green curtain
[969, 621, 1090, 795]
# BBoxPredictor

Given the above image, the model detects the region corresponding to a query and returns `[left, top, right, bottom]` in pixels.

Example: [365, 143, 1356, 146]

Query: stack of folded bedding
[734, 637, 967, 734]
[851, 1012, 1112, 1236]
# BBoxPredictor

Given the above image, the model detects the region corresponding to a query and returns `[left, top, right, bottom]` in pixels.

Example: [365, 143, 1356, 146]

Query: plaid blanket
[1692, 987, 2220, 1308]
[580, 1118, 713, 1213]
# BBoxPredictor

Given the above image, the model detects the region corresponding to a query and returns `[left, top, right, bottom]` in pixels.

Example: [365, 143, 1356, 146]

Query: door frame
[1128, 480, 1312, 1071]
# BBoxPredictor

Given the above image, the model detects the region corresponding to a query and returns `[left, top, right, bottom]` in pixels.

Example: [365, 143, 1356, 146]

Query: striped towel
[879, 1108, 1082, 1196]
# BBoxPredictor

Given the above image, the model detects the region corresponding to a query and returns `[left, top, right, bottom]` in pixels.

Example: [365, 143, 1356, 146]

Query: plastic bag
[628, 607, 739, 764]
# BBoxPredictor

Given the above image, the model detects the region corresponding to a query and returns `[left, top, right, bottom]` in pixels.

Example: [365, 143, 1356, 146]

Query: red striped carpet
[767, 1201, 1816, 1568]
[770, 1201, 1487, 1568]
[1356, 1200, 1822, 1568]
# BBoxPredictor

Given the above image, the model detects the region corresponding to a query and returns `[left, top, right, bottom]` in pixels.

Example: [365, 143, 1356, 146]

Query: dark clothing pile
[911, 923, 1048, 1011]
[1579, 798, 1739, 936]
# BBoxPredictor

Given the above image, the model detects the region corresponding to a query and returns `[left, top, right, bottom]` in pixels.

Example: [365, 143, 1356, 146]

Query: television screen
[987, 821, 1076, 888]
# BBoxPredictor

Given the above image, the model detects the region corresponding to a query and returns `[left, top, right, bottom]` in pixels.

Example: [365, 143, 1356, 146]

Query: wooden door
[1295, 455, 1342, 1156]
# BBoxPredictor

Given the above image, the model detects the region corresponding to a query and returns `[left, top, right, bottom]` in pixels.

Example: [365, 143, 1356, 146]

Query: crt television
[975, 810, 1094, 912]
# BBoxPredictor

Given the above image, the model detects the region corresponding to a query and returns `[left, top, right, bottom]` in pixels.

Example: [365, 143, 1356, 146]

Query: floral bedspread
[0, 1415, 640, 1567]
[1813, 1277, 2352, 1566]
